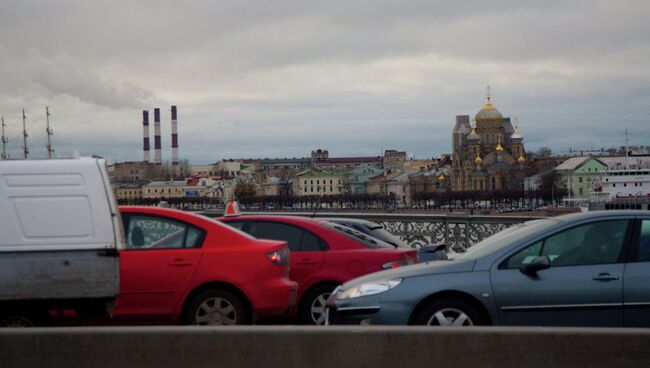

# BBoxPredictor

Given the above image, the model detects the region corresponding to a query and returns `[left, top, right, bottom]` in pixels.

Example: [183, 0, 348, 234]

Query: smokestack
[154, 107, 161, 165]
[142, 110, 150, 163]
[171, 106, 178, 165]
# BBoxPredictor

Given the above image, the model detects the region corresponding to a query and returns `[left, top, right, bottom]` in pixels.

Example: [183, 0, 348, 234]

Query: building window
[579, 177, 583, 183]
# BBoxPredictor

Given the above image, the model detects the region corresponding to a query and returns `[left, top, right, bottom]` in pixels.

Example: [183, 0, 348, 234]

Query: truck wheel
[184, 289, 249, 326]
[0, 310, 48, 327]
[299, 284, 338, 325]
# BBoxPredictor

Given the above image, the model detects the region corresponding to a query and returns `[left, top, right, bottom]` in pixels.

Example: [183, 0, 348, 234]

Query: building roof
[555, 156, 607, 171]
[260, 158, 310, 165]
[144, 180, 186, 188]
[319, 156, 382, 164]
[599, 156, 650, 169]
[295, 170, 345, 178]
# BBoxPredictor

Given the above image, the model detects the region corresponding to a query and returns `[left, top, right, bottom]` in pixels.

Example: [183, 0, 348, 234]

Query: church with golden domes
[450, 88, 527, 191]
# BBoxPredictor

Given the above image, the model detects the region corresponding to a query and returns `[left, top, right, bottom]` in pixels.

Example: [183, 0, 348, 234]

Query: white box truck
[0, 157, 124, 326]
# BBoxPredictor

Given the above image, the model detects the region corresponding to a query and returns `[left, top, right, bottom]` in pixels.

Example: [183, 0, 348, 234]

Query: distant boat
[588, 167, 650, 211]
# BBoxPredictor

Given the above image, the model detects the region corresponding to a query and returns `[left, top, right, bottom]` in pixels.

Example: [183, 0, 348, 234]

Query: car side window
[185, 226, 204, 248]
[636, 220, 650, 262]
[224, 221, 245, 230]
[245, 222, 304, 252]
[301, 230, 327, 251]
[126, 215, 204, 250]
[547, 220, 629, 267]
[502, 241, 543, 269]
[501, 220, 630, 269]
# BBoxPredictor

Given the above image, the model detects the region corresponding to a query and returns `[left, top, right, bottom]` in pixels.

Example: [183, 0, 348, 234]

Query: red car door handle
[169, 258, 193, 267]
[298, 258, 318, 265]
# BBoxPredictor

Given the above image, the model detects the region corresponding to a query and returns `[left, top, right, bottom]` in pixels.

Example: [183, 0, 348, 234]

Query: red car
[112, 206, 297, 325]
[219, 215, 418, 324]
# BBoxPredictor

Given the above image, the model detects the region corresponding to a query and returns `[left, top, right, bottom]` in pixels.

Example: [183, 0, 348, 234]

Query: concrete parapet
[1, 326, 649, 368]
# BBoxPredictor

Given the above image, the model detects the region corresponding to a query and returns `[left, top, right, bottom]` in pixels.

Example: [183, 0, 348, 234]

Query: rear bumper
[245, 278, 298, 320]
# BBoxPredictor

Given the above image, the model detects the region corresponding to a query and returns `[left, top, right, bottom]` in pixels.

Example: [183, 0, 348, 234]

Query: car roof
[553, 210, 650, 223]
[322, 217, 376, 225]
[218, 215, 325, 225]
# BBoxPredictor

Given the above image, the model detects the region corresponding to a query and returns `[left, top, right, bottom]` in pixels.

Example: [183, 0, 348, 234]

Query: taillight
[267, 248, 290, 268]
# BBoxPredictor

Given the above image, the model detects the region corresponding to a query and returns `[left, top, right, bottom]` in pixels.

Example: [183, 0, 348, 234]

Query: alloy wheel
[309, 292, 331, 325]
[194, 297, 238, 325]
[426, 308, 474, 326]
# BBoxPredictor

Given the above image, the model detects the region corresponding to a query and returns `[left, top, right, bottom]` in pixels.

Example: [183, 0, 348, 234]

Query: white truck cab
[0, 157, 124, 326]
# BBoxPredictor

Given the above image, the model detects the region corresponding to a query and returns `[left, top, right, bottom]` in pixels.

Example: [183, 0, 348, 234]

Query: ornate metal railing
[218, 211, 544, 252]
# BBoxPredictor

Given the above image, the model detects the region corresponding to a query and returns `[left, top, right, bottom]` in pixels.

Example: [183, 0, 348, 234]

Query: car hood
[338, 258, 476, 289]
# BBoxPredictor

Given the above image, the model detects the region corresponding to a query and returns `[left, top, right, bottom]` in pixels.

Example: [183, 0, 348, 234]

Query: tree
[234, 182, 257, 199]
[540, 171, 561, 192]
[537, 147, 552, 158]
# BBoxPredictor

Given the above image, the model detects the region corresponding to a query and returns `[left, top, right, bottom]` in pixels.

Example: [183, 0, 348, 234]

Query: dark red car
[219, 215, 418, 324]
[112, 206, 297, 325]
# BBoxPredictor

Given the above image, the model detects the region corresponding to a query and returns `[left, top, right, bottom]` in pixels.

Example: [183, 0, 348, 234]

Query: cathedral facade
[451, 92, 527, 192]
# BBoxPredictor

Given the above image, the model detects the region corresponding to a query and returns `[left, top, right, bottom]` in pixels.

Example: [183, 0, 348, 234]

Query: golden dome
[475, 87, 503, 123]
[437, 174, 445, 181]
[495, 136, 504, 152]
[475, 152, 482, 164]
[518, 153, 526, 163]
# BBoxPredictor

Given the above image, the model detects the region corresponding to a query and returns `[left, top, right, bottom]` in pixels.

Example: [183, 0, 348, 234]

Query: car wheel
[0, 310, 48, 327]
[300, 284, 338, 325]
[184, 289, 249, 326]
[413, 298, 486, 326]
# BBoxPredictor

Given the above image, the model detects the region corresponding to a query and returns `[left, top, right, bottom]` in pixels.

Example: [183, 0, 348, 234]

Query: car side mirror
[519, 255, 551, 277]
[419, 244, 448, 261]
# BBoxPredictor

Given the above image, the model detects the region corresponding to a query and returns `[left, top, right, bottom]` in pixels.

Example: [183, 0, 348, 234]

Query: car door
[490, 219, 632, 327]
[623, 218, 650, 327]
[242, 221, 326, 288]
[115, 213, 204, 322]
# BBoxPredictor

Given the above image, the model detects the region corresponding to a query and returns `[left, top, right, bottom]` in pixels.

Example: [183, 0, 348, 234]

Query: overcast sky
[0, 0, 648, 164]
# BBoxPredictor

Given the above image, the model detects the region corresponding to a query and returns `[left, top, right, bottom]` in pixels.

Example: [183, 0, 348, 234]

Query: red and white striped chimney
[171, 106, 178, 165]
[142, 110, 150, 163]
[154, 107, 162, 165]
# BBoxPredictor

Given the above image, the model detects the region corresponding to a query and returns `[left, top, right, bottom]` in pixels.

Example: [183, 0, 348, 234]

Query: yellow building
[451, 89, 527, 191]
[142, 180, 186, 199]
[293, 170, 345, 196]
[115, 185, 143, 200]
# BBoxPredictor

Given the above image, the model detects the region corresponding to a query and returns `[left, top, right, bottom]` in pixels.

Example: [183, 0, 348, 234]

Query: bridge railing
[204, 211, 544, 252]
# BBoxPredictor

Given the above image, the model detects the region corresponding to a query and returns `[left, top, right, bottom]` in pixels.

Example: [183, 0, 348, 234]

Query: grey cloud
[0, 1, 648, 163]
[0, 46, 155, 109]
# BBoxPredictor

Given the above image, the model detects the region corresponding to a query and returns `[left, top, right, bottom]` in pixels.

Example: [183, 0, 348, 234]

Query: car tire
[412, 298, 486, 326]
[183, 289, 250, 326]
[0, 309, 49, 327]
[299, 283, 338, 325]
